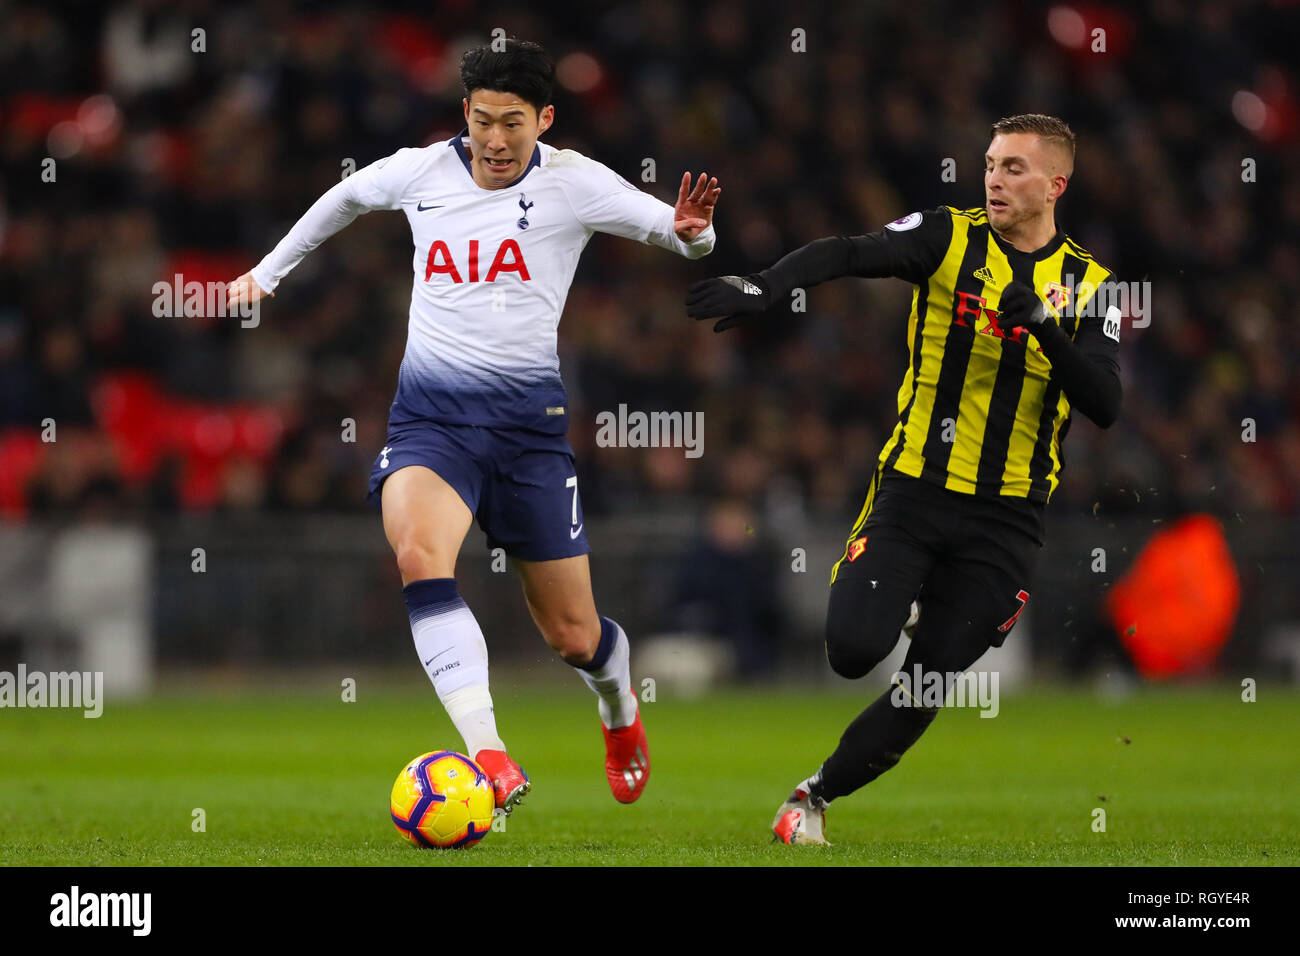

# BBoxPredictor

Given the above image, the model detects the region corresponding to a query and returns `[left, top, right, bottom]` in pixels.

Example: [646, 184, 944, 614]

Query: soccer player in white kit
[227, 39, 720, 817]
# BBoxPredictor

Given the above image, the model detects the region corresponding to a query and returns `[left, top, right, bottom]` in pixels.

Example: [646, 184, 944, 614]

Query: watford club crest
[1042, 281, 1071, 320]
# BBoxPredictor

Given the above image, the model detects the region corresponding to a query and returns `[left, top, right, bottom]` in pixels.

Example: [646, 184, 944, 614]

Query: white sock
[439, 685, 502, 757]
[577, 617, 637, 729]
[406, 580, 505, 755]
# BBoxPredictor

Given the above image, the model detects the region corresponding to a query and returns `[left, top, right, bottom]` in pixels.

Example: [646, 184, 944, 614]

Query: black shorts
[828, 465, 1043, 657]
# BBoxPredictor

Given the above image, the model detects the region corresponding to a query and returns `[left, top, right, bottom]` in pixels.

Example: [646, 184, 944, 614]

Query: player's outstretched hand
[993, 280, 1046, 336]
[226, 272, 272, 311]
[685, 275, 770, 332]
[673, 172, 720, 242]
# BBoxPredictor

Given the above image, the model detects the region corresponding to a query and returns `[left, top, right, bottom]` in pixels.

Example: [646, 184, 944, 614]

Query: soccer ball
[390, 751, 495, 849]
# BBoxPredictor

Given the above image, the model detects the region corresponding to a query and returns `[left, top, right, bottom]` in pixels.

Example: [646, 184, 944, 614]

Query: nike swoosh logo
[423, 647, 453, 667]
[416, 201, 444, 212]
[570, 524, 584, 540]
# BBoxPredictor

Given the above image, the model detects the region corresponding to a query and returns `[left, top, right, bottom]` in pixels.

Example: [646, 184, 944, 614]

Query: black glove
[685, 274, 771, 332]
[993, 281, 1048, 337]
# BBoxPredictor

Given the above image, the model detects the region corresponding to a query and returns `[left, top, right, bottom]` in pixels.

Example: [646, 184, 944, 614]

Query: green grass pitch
[1, 683, 1296, 866]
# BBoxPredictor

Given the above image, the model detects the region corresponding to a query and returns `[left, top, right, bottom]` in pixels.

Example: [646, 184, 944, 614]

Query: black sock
[815, 684, 939, 802]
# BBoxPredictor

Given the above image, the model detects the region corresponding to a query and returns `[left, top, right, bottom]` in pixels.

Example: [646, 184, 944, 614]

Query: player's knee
[393, 541, 450, 584]
[825, 640, 883, 680]
[825, 620, 896, 679]
[542, 615, 601, 666]
[824, 592, 900, 679]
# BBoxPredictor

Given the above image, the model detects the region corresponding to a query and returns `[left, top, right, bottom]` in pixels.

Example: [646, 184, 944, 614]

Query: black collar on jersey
[989, 221, 1067, 261]
[450, 128, 542, 189]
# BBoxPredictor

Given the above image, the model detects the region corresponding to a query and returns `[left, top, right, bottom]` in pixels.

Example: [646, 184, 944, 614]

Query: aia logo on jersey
[424, 239, 531, 283]
[847, 536, 868, 562]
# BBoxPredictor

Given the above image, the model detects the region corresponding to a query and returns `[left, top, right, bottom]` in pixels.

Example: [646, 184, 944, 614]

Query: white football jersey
[250, 130, 715, 433]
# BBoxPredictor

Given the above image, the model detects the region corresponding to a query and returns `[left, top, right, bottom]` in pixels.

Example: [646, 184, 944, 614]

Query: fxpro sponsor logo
[595, 404, 704, 460]
[890, 664, 1000, 718]
[50, 886, 151, 936]
[0, 664, 103, 718]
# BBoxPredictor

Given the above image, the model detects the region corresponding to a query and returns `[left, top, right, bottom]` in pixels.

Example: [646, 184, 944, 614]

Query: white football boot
[772, 784, 830, 845]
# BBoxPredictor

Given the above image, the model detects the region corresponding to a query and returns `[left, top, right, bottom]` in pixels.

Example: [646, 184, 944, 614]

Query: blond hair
[990, 114, 1075, 175]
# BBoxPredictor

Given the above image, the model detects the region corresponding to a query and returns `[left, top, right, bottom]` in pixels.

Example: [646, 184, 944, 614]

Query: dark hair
[460, 38, 555, 115]
[990, 113, 1076, 171]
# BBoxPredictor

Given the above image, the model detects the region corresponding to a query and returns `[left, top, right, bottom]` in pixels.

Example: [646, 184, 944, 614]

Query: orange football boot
[473, 749, 531, 815]
[602, 711, 650, 803]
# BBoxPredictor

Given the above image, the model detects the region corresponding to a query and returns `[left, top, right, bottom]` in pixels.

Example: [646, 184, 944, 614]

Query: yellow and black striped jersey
[858, 206, 1119, 506]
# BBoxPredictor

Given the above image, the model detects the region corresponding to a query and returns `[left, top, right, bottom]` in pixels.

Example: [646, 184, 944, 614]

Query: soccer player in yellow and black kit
[686, 114, 1122, 843]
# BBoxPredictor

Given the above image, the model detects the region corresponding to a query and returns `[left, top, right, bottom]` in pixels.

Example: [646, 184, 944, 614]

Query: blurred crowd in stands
[2, 0, 1298, 529]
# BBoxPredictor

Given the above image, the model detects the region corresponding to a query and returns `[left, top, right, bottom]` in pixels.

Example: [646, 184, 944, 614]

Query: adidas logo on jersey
[973, 266, 995, 283]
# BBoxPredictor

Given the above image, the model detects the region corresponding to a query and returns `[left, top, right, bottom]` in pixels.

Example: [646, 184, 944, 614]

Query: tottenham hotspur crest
[517, 193, 534, 230]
